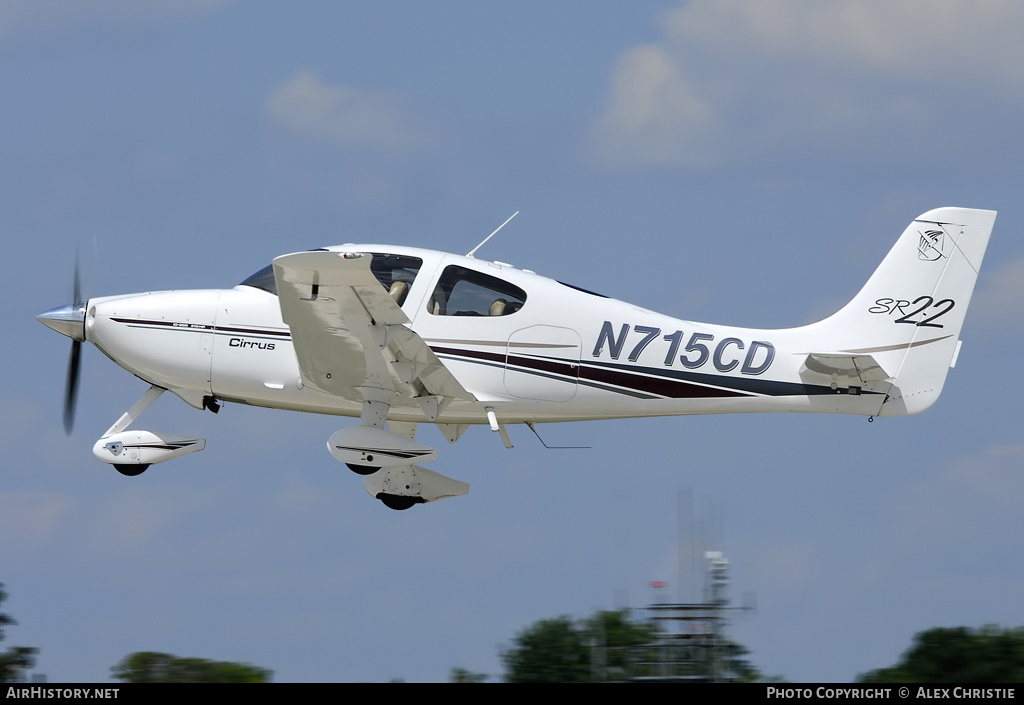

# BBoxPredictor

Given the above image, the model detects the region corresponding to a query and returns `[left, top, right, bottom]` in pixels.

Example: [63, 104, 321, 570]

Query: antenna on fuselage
[525, 421, 591, 450]
[466, 211, 519, 258]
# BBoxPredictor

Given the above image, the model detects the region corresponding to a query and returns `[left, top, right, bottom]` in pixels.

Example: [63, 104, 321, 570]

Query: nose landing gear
[93, 386, 207, 476]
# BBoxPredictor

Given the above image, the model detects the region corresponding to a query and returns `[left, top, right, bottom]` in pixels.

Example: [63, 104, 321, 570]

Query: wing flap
[273, 251, 475, 408]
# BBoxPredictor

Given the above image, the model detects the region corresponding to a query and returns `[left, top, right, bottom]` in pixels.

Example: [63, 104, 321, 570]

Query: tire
[114, 463, 150, 477]
[378, 494, 419, 511]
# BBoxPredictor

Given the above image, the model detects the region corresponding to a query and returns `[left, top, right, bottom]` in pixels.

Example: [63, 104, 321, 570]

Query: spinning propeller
[36, 261, 88, 434]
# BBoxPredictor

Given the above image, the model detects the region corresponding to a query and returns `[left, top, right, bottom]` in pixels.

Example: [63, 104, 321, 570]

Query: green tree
[585, 610, 659, 681]
[111, 651, 272, 683]
[502, 616, 591, 683]
[858, 625, 1024, 683]
[0, 584, 37, 684]
[449, 666, 488, 683]
[716, 639, 765, 683]
[502, 609, 767, 682]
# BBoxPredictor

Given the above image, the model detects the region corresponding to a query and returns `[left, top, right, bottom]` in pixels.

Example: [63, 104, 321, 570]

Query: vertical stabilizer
[809, 207, 995, 416]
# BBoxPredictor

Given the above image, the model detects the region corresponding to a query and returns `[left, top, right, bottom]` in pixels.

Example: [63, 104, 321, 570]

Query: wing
[272, 251, 476, 419]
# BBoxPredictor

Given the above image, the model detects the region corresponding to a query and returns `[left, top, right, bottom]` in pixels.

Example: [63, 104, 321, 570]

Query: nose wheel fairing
[93, 430, 206, 469]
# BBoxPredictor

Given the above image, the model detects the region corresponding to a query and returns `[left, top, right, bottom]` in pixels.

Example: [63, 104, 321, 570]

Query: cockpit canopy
[240, 252, 528, 317]
[239, 252, 424, 302]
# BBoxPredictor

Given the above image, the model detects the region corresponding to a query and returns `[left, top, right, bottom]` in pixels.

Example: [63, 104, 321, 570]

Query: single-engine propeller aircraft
[38, 207, 996, 509]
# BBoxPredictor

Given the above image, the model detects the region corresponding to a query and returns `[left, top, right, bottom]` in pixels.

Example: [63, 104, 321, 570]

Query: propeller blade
[73, 261, 82, 307]
[63, 340, 81, 435]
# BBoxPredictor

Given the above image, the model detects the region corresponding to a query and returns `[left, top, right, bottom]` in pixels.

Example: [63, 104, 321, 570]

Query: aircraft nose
[36, 304, 86, 342]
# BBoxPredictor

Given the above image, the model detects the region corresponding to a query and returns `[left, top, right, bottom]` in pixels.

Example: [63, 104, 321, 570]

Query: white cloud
[266, 70, 435, 153]
[589, 0, 1024, 169]
[590, 45, 715, 167]
[662, 0, 1024, 84]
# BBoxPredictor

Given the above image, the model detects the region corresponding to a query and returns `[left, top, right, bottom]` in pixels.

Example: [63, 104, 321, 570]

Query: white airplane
[37, 207, 995, 510]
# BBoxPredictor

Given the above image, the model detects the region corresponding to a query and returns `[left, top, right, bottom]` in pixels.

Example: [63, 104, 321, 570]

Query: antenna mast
[466, 211, 519, 258]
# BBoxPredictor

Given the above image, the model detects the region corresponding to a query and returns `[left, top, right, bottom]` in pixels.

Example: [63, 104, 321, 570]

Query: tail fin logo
[918, 229, 947, 261]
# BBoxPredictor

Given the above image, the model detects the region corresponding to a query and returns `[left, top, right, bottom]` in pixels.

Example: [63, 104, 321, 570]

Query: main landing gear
[328, 397, 469, 510]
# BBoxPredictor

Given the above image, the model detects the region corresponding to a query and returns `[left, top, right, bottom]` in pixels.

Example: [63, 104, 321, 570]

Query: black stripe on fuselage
[433, 352, 658, 399]
[583, 359, 865, 398]
[431, 345, 871, 400]
[432, 346, 748, 399]
[110, 317, 292, 341]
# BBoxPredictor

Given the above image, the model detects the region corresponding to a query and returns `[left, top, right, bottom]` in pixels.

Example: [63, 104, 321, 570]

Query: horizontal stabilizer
[802, 353, 891, 385]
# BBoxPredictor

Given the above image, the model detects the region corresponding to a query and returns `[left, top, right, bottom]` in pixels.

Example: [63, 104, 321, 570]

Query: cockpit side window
[369, 253, 422, 306]
[427, 265, 526, 316]
[239, 264, 277, 295]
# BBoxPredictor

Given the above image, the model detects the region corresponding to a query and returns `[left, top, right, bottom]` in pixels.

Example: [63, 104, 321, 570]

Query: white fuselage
[85, 245, 884, 427]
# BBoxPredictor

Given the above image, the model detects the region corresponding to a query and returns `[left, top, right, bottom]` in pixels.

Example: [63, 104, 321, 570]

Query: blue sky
[4, 0, 1024, 682]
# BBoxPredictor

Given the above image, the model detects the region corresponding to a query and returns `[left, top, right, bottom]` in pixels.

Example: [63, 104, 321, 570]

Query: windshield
[239, 264, 277, 295]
